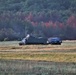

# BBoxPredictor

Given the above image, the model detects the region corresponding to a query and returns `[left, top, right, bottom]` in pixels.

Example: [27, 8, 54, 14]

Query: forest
[0, 0, 76, 41]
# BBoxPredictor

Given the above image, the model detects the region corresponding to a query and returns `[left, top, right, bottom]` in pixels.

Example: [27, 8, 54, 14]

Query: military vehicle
[48, 37, 62, 45]
[19, 34, 48, 45]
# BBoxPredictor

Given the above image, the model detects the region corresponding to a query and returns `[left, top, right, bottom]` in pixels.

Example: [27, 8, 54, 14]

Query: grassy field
[0, 41, 76, 62]
[0, 40, 76, 75]
[0, 59, 76, 75]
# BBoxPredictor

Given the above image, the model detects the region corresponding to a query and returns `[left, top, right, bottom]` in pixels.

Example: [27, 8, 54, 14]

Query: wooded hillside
[0, 0, 76, 40]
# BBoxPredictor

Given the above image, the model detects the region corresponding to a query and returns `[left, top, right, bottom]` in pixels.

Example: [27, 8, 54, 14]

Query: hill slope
[0, 0, 76, 40]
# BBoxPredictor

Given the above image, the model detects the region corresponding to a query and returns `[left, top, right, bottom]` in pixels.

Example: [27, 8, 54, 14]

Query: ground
[0, 40, 76, 75]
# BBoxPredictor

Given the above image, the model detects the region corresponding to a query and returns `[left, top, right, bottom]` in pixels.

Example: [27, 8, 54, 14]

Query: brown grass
[0, 41, 76, 62]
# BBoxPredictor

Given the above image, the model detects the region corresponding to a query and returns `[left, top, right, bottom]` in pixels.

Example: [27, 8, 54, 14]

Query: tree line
[0, 0, 76, 41]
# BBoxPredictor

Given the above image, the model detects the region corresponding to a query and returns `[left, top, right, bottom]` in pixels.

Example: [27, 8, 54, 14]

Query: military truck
[19, 34, 48, 45]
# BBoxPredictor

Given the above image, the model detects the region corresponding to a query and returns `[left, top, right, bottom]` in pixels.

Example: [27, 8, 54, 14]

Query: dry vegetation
[0, 40, 76, 62]
[0, 59, 76, 75]
[0, 40, 76, 75]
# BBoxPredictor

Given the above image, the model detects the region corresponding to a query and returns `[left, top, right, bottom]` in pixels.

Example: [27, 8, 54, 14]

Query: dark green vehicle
[19, 34, 48, 45]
